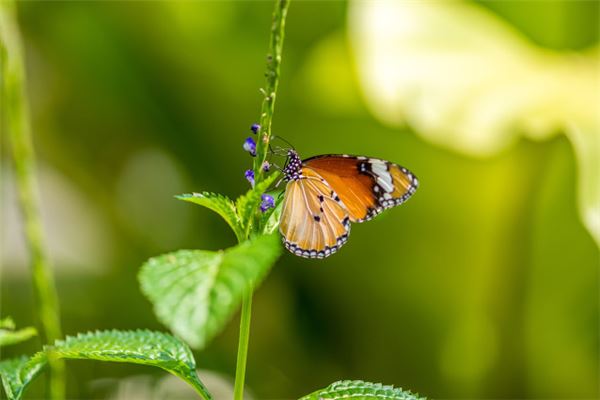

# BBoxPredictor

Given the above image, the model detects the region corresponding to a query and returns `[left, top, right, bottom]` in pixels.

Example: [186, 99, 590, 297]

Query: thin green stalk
[235, 1, 290, 399]
[233, 289, 253, 400]
[0, 2, 65, 399]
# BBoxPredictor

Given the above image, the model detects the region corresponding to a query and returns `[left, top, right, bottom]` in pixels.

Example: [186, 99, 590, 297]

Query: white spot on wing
[369, 161, 393, 192]
[377, 176, 394, 193]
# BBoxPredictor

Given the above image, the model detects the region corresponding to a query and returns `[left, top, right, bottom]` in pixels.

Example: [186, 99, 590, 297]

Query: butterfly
[278, 150, 418, 258]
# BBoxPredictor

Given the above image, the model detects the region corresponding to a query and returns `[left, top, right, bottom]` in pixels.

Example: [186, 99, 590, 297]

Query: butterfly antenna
[269, 145, 288, 157]
[275, 176, 285, 188]
[272, 135, 296, 151]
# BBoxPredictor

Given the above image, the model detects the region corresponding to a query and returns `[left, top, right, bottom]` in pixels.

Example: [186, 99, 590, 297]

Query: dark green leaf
[299, 380, 425, 400]
[139, 233, 281, 349]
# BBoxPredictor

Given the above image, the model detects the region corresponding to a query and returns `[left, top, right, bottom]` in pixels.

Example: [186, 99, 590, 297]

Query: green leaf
[259, 190, 284, 235]
[0, 317, 15, 329]
[0, 317, 37, 347]
[0, 330, 212, 400]
[176, 192, 244, 241]
[236, 172, 280, 237]
[0, 354, 46, 400]
[299, 380, 425, 400]
[139, 233, 282, 350]
[51, 330, 210, 398]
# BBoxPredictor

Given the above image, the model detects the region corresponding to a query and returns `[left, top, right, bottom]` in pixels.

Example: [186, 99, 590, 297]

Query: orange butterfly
[279, 150, 418, 258]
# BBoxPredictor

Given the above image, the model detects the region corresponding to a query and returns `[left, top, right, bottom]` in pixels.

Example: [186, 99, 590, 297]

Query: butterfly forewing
[303, 155, 418, 222]
[279, 168, 350, 259]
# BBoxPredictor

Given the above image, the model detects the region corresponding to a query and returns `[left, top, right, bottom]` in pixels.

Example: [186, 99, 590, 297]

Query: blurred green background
[1, 1, 598, 399]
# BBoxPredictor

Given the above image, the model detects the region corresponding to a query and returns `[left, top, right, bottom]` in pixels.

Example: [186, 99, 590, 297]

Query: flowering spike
[244, 169, 255, 187]
[251, 123, 260, 134]
[261, 161, 270, 172]
[243, 137, 257, 157]
[260, 194, 275, 213]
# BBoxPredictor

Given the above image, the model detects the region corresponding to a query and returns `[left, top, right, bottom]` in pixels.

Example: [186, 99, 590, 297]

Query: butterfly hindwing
[303, 155, 418, 222]
[279, 168, 350, 259]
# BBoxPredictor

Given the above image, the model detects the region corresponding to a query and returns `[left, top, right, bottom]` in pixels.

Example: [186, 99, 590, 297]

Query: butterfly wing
[303, 155, 418, 222]
[279, 167, 350, 258]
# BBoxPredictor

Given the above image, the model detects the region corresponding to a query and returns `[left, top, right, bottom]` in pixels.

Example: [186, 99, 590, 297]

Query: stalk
[233, 288, 253, 400]
[252, 0, 290, 185]
[234, 1, 290, 399]
[0, 2, 65, 399]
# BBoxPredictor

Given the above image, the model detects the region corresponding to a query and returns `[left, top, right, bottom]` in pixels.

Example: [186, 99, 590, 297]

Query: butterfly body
[279, 150, 418, 259]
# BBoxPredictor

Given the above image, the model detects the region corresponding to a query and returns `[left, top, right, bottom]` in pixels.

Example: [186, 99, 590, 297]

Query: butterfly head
[283, 149, 302, 181]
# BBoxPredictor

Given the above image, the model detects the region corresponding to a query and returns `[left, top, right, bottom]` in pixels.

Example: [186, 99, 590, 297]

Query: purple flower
[244, 169, 255, 187]
[260, 194, 275, 212]
[251, 123, 260, 134]
[243, 137, 256, 157]
[261, 161, 270, 172]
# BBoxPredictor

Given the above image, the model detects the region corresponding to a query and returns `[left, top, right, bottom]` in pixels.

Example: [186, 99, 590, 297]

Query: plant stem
[0, 2, 65, 399]
[235, 1, 290, 399]
[233, 289, 253, 400]
[253, 0, 290, 185]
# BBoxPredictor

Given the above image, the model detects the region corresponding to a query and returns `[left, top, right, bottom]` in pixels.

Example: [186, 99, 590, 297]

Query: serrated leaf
[299, 380, 426, 400]
[0, 330, 212, 400]
[0, 354, 46, 400]
[0, 317, 37, 347]
[139, 233, 281, 350]
[236, 172, 280, 237]
[176, 192, 244, 241]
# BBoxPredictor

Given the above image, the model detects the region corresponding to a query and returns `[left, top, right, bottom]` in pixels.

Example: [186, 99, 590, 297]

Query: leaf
[0, 330, 212, 400]
[299, 380, 425, 400]
[0, 317, 15, 329]
[139, 233, 282, 350]
[0, 317, 37, 347]
[236, 172, 280, 237]
[176, 192, 244, 241]
[259, 190, 284, 235]
[0, 328, 37, 348]
[49, 330, 210, 398]
[0, 354, 46, 400]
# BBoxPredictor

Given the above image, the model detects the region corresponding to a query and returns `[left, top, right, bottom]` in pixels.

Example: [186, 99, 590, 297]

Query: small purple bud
[244, 169, 255, 187]
[243, 137, 256, 157]
[251, 123, 260, 134]
[261, 161, 270, 172]
[260, 194, 275, 212]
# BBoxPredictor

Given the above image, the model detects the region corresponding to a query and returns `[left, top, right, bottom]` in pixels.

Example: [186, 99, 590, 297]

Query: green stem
[252, 0, 290, 185]
[235, 1, 290, 398]
[0, 2, 65, 399]
[233, 290, 253, 400]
